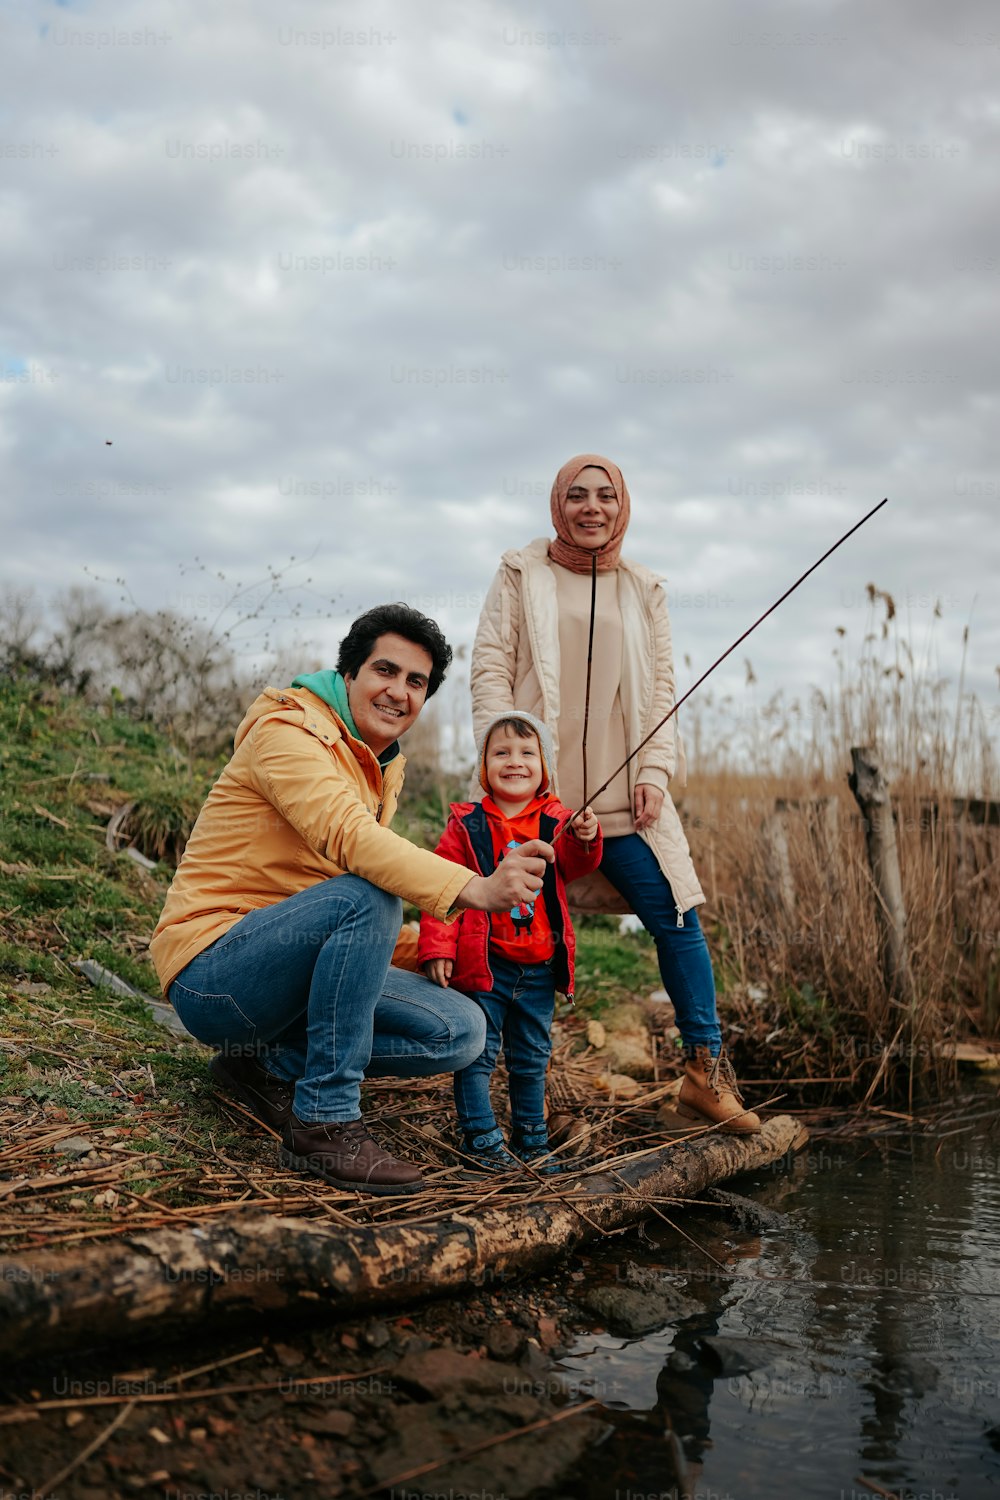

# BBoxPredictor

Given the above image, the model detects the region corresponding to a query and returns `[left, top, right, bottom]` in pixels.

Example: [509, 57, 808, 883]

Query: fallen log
[0, 1115, 805, 1362]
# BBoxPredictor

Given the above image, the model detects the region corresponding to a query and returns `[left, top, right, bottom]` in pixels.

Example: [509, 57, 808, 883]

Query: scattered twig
[1, 1367, 392, 1424]
[31, 803, 72, 831]
[607, 1167, 728, 1269]
[30, 1398, 136, 1499]
[162, 1345, 264, 1386]
[359, 1397, 601, 1496]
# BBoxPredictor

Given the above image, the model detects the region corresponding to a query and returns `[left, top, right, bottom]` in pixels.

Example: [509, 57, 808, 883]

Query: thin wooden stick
[581, 551, 598, 809]
[402, 1121, 609, 1236]
[358, 1397, 601, 1496]
[31, 1399, 136, 1498]
[608, 1167, 728, 1268]
[554, 498, 889, 839]
[162, 1345, 264, 1387]
[1, 1367, 393, 1423]
[510, 1151, 610, 1237]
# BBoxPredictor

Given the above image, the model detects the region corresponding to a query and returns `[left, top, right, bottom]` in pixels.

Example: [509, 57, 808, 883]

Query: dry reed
[679, 588, 999, 1103]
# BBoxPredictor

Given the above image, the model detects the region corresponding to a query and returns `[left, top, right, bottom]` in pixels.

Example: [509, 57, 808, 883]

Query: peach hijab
[548, 452, 631, 574]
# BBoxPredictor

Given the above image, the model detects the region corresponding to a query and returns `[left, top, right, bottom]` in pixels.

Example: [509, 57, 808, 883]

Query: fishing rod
[555, 496, 889, 842]
[580, 551, 598, 809]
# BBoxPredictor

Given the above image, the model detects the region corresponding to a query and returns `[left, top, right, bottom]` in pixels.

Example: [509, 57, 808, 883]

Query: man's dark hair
[336, 603, 453, 698]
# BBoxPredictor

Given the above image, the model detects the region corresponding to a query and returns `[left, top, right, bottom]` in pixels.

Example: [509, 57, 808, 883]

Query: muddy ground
[0, 1184, 770, 1500]
[1, 1263, 643, 1499]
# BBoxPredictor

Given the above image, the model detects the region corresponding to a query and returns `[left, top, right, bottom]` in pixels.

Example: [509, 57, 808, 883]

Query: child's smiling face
[484, 723, 544, 810]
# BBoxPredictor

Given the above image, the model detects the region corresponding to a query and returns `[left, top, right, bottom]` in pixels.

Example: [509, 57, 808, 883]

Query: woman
[471, 453, 760, 1133]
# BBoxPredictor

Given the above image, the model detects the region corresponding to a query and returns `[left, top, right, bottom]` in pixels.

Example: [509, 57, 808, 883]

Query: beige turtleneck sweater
[553, 565, 637, 835]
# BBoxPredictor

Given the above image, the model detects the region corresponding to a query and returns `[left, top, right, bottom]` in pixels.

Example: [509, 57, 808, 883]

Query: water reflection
[556, 1097, 1000, 1498]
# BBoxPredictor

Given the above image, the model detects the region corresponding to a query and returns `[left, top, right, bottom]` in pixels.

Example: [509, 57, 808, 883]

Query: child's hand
[570, 806, 599, 843]
[424, 958, 453, 988]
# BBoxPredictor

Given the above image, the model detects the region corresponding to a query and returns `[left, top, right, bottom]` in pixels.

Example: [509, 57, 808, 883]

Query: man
[150, 603, 552, 1195]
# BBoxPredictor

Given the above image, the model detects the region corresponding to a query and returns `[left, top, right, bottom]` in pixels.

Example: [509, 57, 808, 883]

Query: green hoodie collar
[290, 670, 400, 766]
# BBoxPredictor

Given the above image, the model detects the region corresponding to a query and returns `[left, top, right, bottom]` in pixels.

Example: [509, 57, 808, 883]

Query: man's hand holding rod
[454, 838, 552, 911]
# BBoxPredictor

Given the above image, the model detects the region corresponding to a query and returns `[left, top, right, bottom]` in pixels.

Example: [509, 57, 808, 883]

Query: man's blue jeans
[168, 876, 487, 1124]
[599, 833, 722, 1054]
[453, 954, 555, 1135]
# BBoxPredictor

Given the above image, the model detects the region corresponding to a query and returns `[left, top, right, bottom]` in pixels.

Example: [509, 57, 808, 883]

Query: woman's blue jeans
[453, 954, 555, 1135]
[599, 833, 722, 1054]
[168, 876, 487, 1124]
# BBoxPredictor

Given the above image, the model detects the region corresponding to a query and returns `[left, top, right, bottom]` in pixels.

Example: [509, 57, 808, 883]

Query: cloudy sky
[3, 0, 998, 769]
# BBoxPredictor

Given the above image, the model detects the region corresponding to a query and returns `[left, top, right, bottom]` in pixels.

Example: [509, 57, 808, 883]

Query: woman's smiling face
[562, 465, 620, 549]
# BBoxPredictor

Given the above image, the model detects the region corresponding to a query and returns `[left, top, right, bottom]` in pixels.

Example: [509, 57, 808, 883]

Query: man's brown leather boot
[209, 1052, 294, 1133]
[280, 1112, 424, 1195]
[676, 1046, 762, 1135]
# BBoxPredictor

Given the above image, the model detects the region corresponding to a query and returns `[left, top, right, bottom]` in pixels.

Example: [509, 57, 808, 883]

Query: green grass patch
[0, 674, 218, 1002]
[572, 915, 660, 1017]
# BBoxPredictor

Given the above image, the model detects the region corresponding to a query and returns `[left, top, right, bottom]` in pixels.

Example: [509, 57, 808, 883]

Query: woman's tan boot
[676, 1046, 761, 1134]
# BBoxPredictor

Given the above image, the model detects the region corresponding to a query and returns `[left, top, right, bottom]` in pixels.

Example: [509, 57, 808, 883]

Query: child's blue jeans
[453, 953, 555, 1135]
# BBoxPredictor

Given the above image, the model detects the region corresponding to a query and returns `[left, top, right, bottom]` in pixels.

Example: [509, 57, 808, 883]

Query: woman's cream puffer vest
[471, 538, 705, 918]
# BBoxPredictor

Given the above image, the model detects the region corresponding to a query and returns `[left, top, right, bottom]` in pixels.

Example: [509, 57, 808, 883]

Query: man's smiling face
[343, 632, 432, 754]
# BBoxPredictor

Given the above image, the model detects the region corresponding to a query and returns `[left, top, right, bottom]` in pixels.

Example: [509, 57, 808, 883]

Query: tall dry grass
[678, 586, 999, 1104]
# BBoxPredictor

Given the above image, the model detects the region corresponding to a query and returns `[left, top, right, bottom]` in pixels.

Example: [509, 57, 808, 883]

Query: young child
[418, 710, 602, 1173]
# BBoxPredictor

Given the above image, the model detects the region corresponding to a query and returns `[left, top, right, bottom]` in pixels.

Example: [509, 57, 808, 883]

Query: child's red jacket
[417, 798, 603, 1001]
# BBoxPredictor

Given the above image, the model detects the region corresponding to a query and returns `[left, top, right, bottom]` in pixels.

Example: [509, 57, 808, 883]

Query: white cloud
[2, 0, 997, 766]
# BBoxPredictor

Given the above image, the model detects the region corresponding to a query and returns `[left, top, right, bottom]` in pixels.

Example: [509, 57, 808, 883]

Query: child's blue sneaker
[461, 1126, 518, 1173]
[511, 1125, 562, 1175]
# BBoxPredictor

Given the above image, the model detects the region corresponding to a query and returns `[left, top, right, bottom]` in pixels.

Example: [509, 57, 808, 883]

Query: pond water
[557, 1094, 1000, 1500]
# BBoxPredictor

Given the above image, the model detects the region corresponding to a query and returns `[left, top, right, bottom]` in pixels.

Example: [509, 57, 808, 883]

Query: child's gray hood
[475, 709, 558, 798]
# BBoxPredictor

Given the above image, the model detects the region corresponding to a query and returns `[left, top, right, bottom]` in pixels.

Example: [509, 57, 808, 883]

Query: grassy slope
[0, 679, 256, 1208]
[0, 681, 197, 990]
[0, 680, 661, 1219]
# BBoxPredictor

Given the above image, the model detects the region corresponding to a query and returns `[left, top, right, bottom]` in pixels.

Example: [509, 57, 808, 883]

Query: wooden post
[848, 746, 914, 1002]
[762, 806, 796, 920]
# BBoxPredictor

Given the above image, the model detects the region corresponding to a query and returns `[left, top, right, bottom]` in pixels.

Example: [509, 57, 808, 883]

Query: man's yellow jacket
[150, 687, 469, 995]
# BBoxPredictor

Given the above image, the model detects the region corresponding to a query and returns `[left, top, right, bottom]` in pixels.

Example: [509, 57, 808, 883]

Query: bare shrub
[0, 585, 47, 677]
[0, 559, 340, 758]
